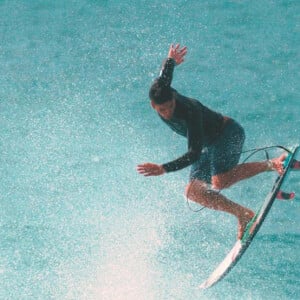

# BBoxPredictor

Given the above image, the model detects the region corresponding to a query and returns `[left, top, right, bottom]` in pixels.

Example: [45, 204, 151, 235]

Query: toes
[279, 153, 287, 162]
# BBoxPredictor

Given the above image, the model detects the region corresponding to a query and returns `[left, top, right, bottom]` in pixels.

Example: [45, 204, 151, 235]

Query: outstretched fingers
[168, 43, 188, 65]
[137, 163, 165, 176]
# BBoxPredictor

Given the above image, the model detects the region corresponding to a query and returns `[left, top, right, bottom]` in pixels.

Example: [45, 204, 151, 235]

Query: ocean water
[0, 0, 299, 299]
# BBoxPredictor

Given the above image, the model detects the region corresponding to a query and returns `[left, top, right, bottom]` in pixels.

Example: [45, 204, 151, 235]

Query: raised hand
[168, 44, 188, 65]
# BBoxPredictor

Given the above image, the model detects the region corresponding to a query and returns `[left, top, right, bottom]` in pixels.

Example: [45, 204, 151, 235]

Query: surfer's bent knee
[185, 180, 209, 199]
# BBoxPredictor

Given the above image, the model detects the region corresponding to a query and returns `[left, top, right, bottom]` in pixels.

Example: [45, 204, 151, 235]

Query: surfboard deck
[200, 146, 300, 289]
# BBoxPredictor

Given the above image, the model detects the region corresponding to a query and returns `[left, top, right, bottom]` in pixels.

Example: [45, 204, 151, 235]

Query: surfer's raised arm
[159, 44, 187, 87]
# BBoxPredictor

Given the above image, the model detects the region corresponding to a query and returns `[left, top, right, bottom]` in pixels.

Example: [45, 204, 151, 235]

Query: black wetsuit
[156, 58, 228, 173]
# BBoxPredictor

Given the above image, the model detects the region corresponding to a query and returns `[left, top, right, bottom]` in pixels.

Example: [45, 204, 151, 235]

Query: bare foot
[237, 210, 255, 240]
[269, 153, 287, 175]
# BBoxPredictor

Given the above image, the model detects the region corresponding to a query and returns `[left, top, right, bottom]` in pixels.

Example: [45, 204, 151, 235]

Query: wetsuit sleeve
[162, 112, 204, 172]
[159, 58, 176, 87]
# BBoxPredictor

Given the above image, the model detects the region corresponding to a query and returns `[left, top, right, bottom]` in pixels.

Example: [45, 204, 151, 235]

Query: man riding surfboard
[137, 44, 285, 239]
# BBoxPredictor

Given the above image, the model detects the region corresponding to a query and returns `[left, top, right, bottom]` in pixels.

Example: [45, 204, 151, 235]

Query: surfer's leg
[212, 154, 286, 190]
[185, 180, 254, 239]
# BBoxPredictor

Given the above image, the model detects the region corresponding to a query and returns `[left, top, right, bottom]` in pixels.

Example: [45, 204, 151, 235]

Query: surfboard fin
[276, 190, 295, 200]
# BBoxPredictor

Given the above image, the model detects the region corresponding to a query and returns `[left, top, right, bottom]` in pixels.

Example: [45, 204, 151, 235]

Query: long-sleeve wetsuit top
[156, 58, 225, 173]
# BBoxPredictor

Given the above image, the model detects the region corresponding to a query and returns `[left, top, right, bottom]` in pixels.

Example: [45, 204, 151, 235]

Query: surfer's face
[151, 99, 176, 120]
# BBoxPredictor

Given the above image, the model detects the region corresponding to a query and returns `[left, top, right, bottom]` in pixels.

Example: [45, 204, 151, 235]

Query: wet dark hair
[149, 79, 175, 104]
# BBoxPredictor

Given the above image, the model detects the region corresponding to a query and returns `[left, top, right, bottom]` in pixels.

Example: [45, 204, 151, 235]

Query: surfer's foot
[267, 153, 287, 175]
[237, 210, 255, 240]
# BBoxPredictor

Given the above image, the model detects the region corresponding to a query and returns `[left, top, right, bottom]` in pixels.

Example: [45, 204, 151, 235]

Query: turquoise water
[0, 0, 299, 299]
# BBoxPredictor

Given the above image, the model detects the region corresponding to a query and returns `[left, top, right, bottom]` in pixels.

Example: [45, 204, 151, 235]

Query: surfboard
[200, 145, 300, 289]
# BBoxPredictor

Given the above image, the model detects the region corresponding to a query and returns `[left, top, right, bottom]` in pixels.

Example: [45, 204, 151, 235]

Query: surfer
[137, 44, 285, 240]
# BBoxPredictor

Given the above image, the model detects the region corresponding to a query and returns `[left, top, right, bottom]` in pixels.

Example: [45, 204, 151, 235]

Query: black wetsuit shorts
[190, 118, 245, 183]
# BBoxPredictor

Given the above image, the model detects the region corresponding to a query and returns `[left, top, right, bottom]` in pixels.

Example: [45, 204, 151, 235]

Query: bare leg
[212, 154, 286, 190]
[186, 180, 254, 239]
